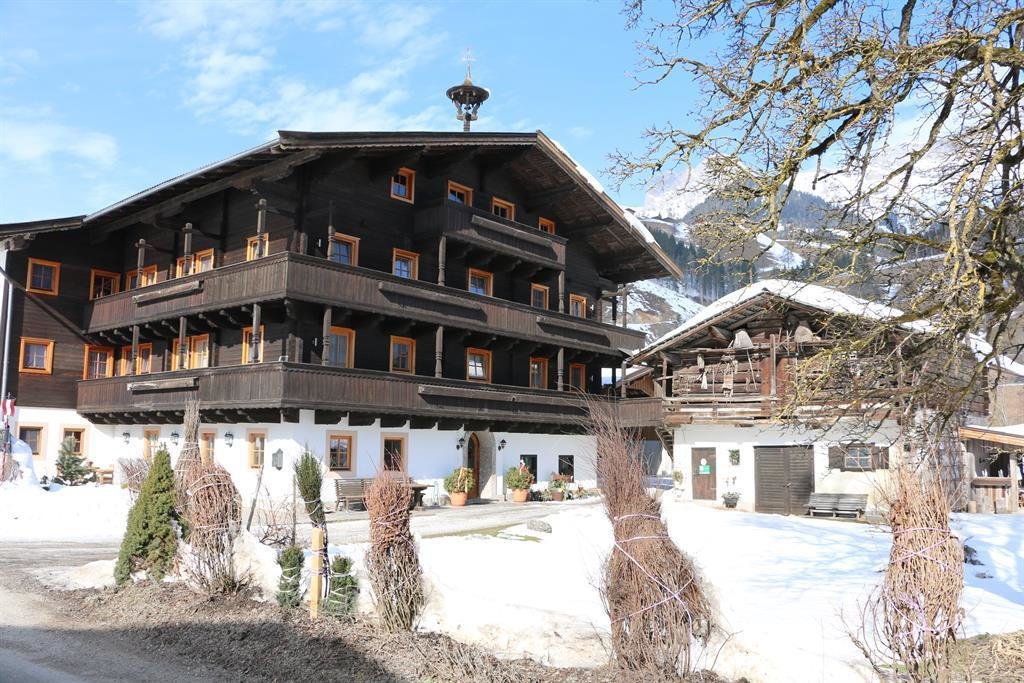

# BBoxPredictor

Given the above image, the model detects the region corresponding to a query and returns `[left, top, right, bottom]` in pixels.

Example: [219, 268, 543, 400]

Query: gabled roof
[632, 279, 1024, 376]
[2, 131, 681, 283]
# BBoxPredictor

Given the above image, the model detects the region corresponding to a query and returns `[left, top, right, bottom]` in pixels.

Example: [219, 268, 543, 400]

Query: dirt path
[0, 542, 235, 682]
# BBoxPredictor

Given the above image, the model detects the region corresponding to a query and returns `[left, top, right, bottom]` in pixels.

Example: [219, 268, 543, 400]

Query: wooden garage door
[754, 445, 814, 515]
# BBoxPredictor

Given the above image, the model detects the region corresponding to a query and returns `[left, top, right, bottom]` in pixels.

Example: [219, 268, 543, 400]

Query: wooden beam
[524, 183, 577, 212]
[93, 150, 321, 235]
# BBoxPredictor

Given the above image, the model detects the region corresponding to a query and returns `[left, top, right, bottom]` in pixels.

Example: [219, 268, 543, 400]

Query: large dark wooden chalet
[2, 131, 675, 445]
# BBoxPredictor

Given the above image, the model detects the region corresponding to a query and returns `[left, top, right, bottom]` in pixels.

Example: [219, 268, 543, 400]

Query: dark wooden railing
[77, 362, 662, 427]
[85, 252, 645, 353]
[414, 199, 567, 269]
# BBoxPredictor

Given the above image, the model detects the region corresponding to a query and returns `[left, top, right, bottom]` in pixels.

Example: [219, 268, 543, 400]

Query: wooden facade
[1, 131, 676, 431]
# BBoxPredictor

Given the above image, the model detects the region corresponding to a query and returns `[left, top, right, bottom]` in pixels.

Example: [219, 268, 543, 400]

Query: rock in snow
[527, 519, 552, 533]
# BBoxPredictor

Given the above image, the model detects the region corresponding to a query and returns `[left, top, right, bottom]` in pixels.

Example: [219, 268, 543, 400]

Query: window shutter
[828, 446, 844, 470]
[872, 445, 889, 470]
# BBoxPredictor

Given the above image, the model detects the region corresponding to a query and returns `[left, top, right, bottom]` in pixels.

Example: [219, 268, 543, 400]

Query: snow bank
[0, 485, 132, 542]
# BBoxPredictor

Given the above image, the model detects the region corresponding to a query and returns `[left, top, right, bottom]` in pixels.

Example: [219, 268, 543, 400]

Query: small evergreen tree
[276, 545, 304, 608]
[54, 436, 93, 486]
[294, 451, 330, 580]
[114, 447, 178, 585]
[322, 555, 359, 619]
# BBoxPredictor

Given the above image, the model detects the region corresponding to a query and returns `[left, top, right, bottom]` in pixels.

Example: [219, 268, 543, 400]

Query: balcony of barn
[413, 198, 567, 271]
[83, 251, 645, 354]
[654, 341, 908, 425]
[76, 362, 663, 430]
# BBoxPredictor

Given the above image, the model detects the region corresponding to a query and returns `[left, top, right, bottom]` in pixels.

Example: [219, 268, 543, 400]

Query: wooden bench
[806, 493, 868, 519]
[335, 478, 370, 511]
[335, 478, 430, 512]
[92, 467, 115, 485]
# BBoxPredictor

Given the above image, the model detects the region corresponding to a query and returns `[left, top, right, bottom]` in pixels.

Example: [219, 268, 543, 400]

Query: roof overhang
[960, 425, 1024, 448]
[2, 131, 680, 283]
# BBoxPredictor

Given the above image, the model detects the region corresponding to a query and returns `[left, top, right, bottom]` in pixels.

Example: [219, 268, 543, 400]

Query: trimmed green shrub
[505, 464, 534, 490]
[294, 451, 325, 525]
[55, 437, 93, 486]
[114, 447, 177, 585]
[323, 555, 359, 619]
[443, 467, 474, 494]
[276, 545, 304, 608]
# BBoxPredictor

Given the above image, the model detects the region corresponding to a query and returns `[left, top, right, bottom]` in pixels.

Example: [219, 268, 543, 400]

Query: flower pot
[511, 488, 529, 503]
[550, 490, 565, 502]
[723, 497, 739, 509]
[449, 491, 468, 507]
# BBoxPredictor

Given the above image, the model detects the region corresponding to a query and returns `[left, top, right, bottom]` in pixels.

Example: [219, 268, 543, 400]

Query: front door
[691, 448, 717, 500]
[754, 445, 814, 514]
[466, 433, 481, 499]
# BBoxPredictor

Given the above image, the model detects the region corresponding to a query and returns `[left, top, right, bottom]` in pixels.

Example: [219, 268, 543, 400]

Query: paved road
[0, 542, 231, 682]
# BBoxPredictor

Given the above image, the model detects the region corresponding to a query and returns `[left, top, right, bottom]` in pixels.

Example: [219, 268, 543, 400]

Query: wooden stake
[309, 527, 324, 618]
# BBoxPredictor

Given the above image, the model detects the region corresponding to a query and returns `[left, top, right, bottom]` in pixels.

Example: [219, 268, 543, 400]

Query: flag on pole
[1, 398, 14, 418]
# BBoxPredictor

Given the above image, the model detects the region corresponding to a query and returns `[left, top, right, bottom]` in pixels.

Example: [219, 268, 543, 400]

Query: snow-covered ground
[0, 484, 132, 542]
[3, 485, 1021, 682]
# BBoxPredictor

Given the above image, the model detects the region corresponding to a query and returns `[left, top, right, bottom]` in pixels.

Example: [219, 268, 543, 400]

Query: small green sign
[699, 464, 711, 475]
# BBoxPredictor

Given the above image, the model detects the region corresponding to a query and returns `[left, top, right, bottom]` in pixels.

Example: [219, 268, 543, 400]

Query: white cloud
[0, 47, 41, 84]
[0, 107, 118, 169]
[139, 0, 446, 135]
[568, 125, 593, 139]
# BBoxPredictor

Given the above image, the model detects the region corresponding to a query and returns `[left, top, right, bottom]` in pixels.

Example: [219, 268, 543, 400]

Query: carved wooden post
[769, 334, 778, 397]
[135, 238, 146, 286]
[309, 526, 324, 618]
[620, 360, 628, 398]
[325, 201, 334, 258]
[130, 325, 140, 376]
[622, 286, 629, 327]
[437, 235, 447, 286]
[255, 198, 267, 257]
[177, 316, 188, 370]
[435, 325, 444, 378]
[321, 306, 332, 366]
[558, 271, 566, 313]
[182, 223, 193, 276]
[556, 347, 564, 391]
[611, 293, 618, 325]
[250, 303, 262, 364]
[660, 356, 669, 398]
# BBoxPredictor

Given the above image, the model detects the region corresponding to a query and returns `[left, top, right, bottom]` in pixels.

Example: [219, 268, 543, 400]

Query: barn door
[755, 445, 814, 514]
[691, 448, 717, 500]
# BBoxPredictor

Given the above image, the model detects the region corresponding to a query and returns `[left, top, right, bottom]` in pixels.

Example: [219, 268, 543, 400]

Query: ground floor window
[248, 431, 266, 469]
[557, 455, 575, 480]
[143, 429, 159, 460]
[19, 426, 43, 457]
[383, 436, 405, 471]
[62, 428, 85, 456]
[519, 454, 538, 482]
[328, 433, 354, 471]
[200, 431, 216, 464]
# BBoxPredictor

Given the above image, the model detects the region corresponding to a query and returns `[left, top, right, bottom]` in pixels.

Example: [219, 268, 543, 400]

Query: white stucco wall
[671, 420, 901, 512]
[13, 407, 596, 506]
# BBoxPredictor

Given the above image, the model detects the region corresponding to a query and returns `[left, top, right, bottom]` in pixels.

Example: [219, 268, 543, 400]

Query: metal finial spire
[447, 48, 489, 132]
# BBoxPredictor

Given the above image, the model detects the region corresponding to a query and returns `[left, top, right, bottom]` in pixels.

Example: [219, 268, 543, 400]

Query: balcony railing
[85, 252, 645, 353]
[77, 361, 662, 428]
[414, 199, 566, 269]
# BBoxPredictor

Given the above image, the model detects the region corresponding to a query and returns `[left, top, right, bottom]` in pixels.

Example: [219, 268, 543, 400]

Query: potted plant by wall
[505, 463, 534, 503]
[444, 467, 474, 507]
[548, 474, 569, 502]
[722, 491, 740, 509]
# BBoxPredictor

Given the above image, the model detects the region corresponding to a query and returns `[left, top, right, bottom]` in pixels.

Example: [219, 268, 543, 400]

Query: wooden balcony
[76, 361, 662, 429]
[85, 252, 645, 354]
[414, 199, 566, 269]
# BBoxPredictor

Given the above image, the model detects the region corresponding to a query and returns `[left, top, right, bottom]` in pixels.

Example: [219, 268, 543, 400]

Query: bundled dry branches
[588, 401, 713, 676]
[852, 459, 965, 682]
[364, 474, 423, 632]
[180, 463, 243, 592]
[252, 485, 295, 548]
[117, 457, 150, 501]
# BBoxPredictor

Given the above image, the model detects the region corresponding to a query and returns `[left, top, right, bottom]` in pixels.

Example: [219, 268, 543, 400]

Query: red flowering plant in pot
[548, 473, 572, 501]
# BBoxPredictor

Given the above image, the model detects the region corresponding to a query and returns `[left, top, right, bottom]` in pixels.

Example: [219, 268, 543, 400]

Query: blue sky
[0, 0, 699, 223]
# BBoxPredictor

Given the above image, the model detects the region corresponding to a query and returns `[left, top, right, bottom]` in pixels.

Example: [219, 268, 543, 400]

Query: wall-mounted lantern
[498, 439, 507, 451]
[225, 432, 234, 448]
[456, 436, 466, 450]
[272, 448, 284, 470]
[170, 432, 180, 446]
[122, 432, 131, 445]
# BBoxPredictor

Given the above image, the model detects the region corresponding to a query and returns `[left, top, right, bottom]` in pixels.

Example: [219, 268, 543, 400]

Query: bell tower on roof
[446, 49, 489, 132]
